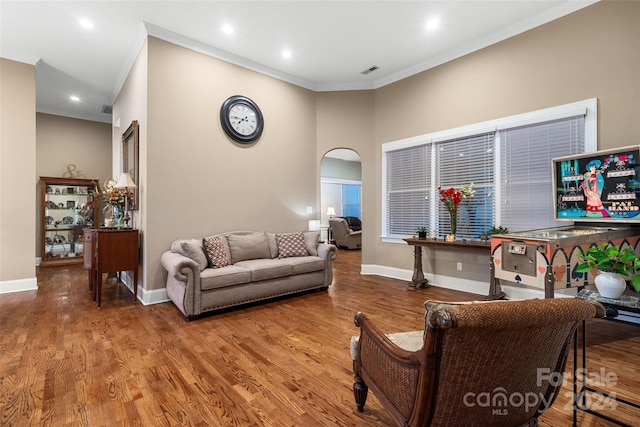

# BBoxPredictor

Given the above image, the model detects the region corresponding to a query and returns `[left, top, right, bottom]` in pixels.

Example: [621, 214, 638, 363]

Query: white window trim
[381, 98, 598, 243]
[321, 177, 362, 185]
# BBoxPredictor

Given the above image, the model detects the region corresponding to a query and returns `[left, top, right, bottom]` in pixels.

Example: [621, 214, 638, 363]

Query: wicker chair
[350, 298, 605, 427]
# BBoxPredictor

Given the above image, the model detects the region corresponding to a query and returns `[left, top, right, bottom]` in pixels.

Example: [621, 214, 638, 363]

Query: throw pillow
[303, 231, 320, 256]
[226, 232, 271, 263]
[179, 240, 209, 272]
[276, 232, 308, 258]
[203, 236, 231, 268]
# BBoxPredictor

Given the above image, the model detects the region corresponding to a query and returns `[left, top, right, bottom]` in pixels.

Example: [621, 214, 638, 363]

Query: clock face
[220, 95, 264, 143]
[229, 104, 257, 136]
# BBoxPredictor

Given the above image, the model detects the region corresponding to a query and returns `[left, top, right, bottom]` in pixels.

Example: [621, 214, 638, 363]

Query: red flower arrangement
[438, 186, 463, 213]
[437, 183, 475, 235]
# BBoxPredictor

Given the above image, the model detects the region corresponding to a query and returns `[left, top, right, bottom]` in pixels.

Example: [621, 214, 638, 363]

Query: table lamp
[114, 172, 137, 227]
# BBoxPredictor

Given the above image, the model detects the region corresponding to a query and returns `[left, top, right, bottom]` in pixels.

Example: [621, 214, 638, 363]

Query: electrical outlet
[457, 262, 463, 271]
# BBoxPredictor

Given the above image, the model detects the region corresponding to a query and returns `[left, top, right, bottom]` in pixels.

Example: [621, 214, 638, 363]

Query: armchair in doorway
[329, 217, 362, 250]
[350, 298, 604, 427]
[341, 216, 362, 232]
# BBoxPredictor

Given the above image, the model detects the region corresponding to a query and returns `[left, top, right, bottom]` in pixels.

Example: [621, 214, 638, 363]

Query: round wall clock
[220, 95, 264, 143]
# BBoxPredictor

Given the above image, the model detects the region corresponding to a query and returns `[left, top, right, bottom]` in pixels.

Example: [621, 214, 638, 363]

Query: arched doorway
[320, 149, 362, 245]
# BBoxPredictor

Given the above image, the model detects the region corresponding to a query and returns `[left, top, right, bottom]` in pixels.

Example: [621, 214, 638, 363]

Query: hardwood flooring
[1, 249, 638, 426]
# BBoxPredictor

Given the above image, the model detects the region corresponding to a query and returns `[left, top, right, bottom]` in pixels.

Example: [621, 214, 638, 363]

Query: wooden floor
[1, 249, 639, 426]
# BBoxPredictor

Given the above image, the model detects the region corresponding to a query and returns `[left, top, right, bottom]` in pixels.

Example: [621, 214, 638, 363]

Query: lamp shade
[114, 172, 137, 189]
[326, 207, 336, 217]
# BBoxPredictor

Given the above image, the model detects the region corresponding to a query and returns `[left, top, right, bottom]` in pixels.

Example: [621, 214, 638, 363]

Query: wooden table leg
[97, 268, 102, 308]
[487, 255, 506, 300]
[133, 269, 138, 303]
[408, 245, 429, 290]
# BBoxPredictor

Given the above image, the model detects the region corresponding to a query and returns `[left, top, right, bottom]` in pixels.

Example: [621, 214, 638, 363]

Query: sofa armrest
[317, 242, 338, 260]
[160, 251, 201, 317]
[317, 243, 338, 287]
[161, 251, 199, 281]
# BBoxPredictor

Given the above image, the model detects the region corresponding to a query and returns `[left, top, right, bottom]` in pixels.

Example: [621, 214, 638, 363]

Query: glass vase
[449, 210, 457, 235]
[113, 207, 124, 227]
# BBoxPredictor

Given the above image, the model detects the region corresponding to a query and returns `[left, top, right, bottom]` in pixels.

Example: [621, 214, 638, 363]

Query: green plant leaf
[631, 274, 640, 293]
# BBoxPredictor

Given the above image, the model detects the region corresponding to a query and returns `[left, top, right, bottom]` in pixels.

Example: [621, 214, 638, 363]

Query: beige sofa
[161, 231, 337, 319]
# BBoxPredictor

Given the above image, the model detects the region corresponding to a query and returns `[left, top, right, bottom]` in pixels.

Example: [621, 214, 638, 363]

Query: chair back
[352, 298, 604, 427]
[420, 299, 604, 426]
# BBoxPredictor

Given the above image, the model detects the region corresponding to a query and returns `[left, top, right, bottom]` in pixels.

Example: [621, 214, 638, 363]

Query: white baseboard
[0, 277, 38, 294]
[141, 287, 169, 305]
[119, 273, 169, 305]
[361, 264, 578, 300]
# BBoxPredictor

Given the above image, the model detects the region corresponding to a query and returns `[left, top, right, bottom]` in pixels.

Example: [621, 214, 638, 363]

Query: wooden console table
[403, 237, 491, 290]
[83, 228, 139, 308]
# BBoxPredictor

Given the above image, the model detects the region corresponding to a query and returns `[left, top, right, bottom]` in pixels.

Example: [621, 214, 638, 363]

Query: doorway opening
[320, 149, 362, 246]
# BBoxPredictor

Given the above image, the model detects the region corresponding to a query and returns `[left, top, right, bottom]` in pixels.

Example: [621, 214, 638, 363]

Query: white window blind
[435, 132, 495, 239]
[499, 115, 586, 231]
[382, 99, 595, 242]
[386, 145, 430, 235]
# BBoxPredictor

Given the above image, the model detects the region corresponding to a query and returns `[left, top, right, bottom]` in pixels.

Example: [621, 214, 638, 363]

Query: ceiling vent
[361, 65, 379, 75]
[101, 104, 113, 114]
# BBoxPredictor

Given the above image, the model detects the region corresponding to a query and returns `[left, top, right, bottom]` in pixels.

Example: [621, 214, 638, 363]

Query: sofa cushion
[285, 256, 325, 275]
[227, 232, 271, 263]
[303, 231, 320, 256]
[266, 232, 278, 259]
[200, 265, 252, 291]
[203, 236, 231, 269]
[234, 259, 292, 281]
[276, 232, 308, 258]
[350, 330, 423, 361]
[172, 239, 208, 272]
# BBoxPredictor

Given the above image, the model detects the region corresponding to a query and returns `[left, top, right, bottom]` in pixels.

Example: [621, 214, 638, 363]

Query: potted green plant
[416, 226, 427, 239]
[575, 242, 640, 298]
[480, 225, 509, 241]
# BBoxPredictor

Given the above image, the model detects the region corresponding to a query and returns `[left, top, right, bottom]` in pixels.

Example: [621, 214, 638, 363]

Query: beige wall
[112, 39, 148, 296]
[316, 90, 374, 258]
[4, 0, 640, 298]
[369, 1, 640, 286]
[144, 37, 319, 292]
[0, 59, 36, 288]
[35, 113, 112, 258]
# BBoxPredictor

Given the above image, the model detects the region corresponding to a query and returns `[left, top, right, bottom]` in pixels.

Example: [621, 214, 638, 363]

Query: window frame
[381, 98, 598, 243]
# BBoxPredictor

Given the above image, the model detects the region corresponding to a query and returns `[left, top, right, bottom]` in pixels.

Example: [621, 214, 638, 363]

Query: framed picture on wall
[122, 120, 139, 210]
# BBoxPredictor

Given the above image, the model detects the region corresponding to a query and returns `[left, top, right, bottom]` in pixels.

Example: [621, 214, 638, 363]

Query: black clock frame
[220, 95, 264, 144]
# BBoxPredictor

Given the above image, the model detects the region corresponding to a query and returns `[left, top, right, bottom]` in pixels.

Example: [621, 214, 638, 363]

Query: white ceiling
[0, 1, 597, 123]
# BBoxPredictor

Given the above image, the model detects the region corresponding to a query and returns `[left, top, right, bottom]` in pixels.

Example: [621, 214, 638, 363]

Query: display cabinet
[40, 176, 99, 267]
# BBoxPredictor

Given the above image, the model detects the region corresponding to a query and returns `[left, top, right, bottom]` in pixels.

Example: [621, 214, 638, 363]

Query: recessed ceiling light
[70, 95, 80, 102]
[222, 24, 234, 35]
[79, 18, 94, 29]
[425, 17, 440, 31]
[281, 49, 292, 59]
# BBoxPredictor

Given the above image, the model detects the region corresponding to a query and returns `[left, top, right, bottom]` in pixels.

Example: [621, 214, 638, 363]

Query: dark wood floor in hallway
[1, 248, 638, 426]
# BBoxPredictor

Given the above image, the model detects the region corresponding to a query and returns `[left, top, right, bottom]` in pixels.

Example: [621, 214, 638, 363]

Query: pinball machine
[489, 146, 640, 300]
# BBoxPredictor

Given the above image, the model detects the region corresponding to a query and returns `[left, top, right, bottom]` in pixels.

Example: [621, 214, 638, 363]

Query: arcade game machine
[489, 145, 640, 300]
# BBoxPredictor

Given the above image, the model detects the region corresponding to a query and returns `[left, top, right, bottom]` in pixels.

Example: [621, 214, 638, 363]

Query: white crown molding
[99, 0, 600, 99]
[36, 106, 111, 124]
[143, 22, 317, 91]
[372, 0, 600, 90]
[0, 49, 40, 65]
